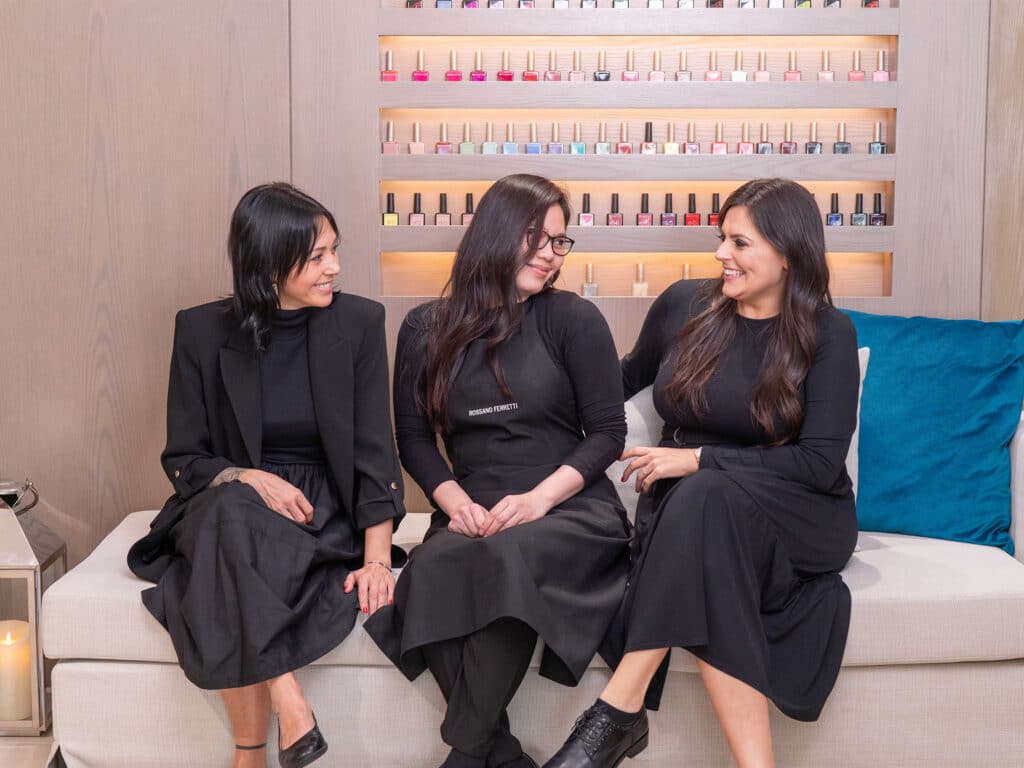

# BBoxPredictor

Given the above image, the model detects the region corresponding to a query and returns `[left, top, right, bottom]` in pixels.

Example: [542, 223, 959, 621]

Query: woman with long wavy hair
[365, 174, 632, 768]
[545, 178, 860, 768]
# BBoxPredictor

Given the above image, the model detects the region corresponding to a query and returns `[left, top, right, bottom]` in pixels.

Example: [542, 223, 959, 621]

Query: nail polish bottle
[412, 50, 429, 82]
[382, 121, 399, 154]
[780, 122, 798, 154]
[641, 122, 658, 154]
[570, 122, 587, 155]
[497, 50, 514, 82]
[731, 50, 747, 82]
[523, 50, 539, 81]
[826, 193, 844, 226]
[805, 121, 822, 154]
[754, 50, 771, 82]
[649, 51, 666, 81]
[737, 122, 754, 154]
[684, 193, 701, 226]
[569, 50, 586, 81]
[738, 0, 755, 7]
[578, 193, 595, 226]
[409, 193, 426, 226]
[678, 0, 698, 6]
[784, 50, 801, 81]
[709, 0, 724, 6]
[617, 122, 633, 155]
[851, 193, 867, 226]
[623, 50, 639, 82]
[873, 50, 890, 81]
[756, 122, 773, 154]
[545, 50, 562, 81]
[862, 0, 879, 6]
[581, 263, 599, 297]
[632, 264, 649, 296]
[818, 50, 835, 81]
[649, 0, 665, 7]
[482, 121, 499, 155]
[526, 123, 543, 154]
[833, 122, 851, 154]
[463, 193, 475, 225]
[849, 50, 866, 81]
[870, 193, 886, 225]
[607, 193, 624, 226]
[381, 50, 399, 82]
[707, 192, 721, 226]
[383, 193, 399, 226]
[436, 123, 454, 154]
[503, 123, 519, 154]
[463, 0, 481, 6]
[675, 50, 692, 81]
[705, 50, 722, 81]
[711, 122, 728, 154]
[664, 122, 680, 155]
[581, 0, 598, 7]
[409, 122, 425, 154]
[554, 0, 570, 6]
[487, 0, 504, 6]
[406, 0, 423, 7]
[459, 122, 475, 154]
[437, 0, 453, 7]
[683, 121, 700, 154]
[612, 0, 630, 8]
[596, 122, 613, 155]
[869, 121, 887, 155]
[435, 193, 451, 226]
[637, 193, 653, 226]
[661, 193, 677, 226]
[470, 50, 487, 81]
[594, 51, 611, 82]
[548, 123, 564, 154]
[519, 0, 536, 7]
[795, 0, 811, 7]
[824, 0, 841, 7]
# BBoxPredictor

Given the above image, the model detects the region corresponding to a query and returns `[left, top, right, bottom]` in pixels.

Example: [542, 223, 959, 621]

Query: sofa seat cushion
[43, 512, 1024, 670]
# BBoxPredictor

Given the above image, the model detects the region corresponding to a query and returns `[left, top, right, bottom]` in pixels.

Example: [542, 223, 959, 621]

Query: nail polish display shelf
[378, 8, 899, 36]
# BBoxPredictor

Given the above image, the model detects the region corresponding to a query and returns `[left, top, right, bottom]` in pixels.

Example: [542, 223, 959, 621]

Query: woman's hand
[620, 446, 700, 494]
[481, 492, 551, 537]
[239, 469, 314, 523]
[448, 502, 489, 538]
[344, 562, 395, 615]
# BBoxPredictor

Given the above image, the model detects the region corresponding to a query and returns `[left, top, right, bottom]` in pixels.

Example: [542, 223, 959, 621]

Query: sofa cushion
[42, 510, 1024, 670]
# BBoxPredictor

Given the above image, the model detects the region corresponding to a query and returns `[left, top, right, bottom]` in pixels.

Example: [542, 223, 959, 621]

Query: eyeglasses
[527, 229, 575, 256]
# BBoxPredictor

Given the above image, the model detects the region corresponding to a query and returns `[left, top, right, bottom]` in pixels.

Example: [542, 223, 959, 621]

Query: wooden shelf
[378, 8, 900, 37]
[380, 153, 896, 180]
[380, 223, 895, 252]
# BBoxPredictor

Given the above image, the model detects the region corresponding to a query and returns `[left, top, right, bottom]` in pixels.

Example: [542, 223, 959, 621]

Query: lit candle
[0, 620, 32, 721]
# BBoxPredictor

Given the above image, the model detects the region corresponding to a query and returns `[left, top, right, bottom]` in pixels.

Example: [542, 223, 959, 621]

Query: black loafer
[278, 712, 328, 768]
[542, 704, 649, 768]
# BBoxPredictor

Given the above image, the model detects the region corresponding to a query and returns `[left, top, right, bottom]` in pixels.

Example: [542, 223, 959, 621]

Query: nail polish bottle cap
[527, 50, 535, 70]
[644, 122, 653, 142]
[384, 50, 394, 70]
[688, 121, 696, 143]
[809, 121, 818, 142]
[626, 50, 635, 71]
[854, 192, 864, 213]
[386, 192, 396, 213]
[440, 123, 448, 142]
[549, 50, 558, 71]
[821, 50, 830, 71]
[465, 193, 474, 213]
[574, 122, 582, 142]
[853, 50, 862, 71]
[683, 263, 691, 280]
[475, 50, 483, 70]
[506, 122, 515, 141]
[788, 50, 797, 71]
[741, 122, 750, 142]
[830, 193, 840, 213]
[757, 50, 767, 71]
[760, 122, 769, 141]
[667, 122, 676, 142]
[688, 193, 697, 213]
[611, 193, 620, 213]
[837, 122, 846, 142]
[413, 121, 421, 142]
[873, 192, 883, 213]
[664, 192, 673, 212]
[784, 121, 792, 142]
[653, 50, 662, 71]
[711, 192, 720, 212]
[463, 122, 471, 141]
[620, 122, 629, 142]
[679, 50, 688, 70]
[439, 193, 448, 214]
[876, 50, 887, 72]
[413, 192, 422, 213]
[573, 50, 582, 71]
[873, 121, 883, 142]
[551, 123, 560, 142]
[715, 122, 723, 142]
[529, 122, 538, 142]
[386, 121, 394, 142]
[582, 193, 591, 213]
[640, 193, 649, 213]
[735, 50, 743, 70]
[636, 263, 645, 282]
[450, 48, 458, 70]
[586, 263, 595, 283]
[599, 122, 607, 142]
[485, 121, 493, 142]
[709, 49, 718, 70]
[502, 49, 510, 70]
[598, 50, 607, 70]
[417, 50, 426, 71]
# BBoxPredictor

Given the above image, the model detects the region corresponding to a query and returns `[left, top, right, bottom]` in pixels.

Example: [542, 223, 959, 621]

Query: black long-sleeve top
[621, 279, 859, 496]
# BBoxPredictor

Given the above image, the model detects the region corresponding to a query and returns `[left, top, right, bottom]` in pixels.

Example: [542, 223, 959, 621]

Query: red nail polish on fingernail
[389, 599, 394, 605]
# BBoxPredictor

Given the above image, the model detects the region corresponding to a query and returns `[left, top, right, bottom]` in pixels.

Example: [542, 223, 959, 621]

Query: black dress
[129, 306, 403, 690]
[365, 290, 633, 686]
[610, 279, 859, 722]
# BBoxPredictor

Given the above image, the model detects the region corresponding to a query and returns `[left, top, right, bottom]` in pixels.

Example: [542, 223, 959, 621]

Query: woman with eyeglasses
[365, 174, 632, 768]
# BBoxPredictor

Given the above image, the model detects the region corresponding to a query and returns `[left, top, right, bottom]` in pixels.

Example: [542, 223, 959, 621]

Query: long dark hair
[227, 182, 338, 352]
[417, 174, 571, 430]
[666, 178, 832, 443]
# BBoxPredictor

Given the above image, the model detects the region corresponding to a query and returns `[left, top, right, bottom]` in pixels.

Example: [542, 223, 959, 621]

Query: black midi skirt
[365, 475, 632, 687]
[604, 466, 856, 722]
[128, 462, 363, 690]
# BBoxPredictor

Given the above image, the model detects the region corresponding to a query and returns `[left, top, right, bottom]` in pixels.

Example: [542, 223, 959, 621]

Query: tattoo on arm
[208, 467, 245, 488]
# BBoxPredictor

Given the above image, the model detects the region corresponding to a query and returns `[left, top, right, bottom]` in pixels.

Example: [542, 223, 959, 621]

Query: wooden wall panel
[0, 1, 291, 564]
[982, 0, 1024, 321]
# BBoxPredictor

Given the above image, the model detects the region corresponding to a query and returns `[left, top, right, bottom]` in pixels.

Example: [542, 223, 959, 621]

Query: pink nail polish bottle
[412, 50, 429, 82]
[544, 50, 562, 81]
[381, 121, 399, 154]
[683, 121, 700, 155]
[470, 50, 487, 81]
[754, 50, 771, 82]
[380, 50, 399, 82]
[522, 50, 539, 81]
[409, 122, 425, 155]
[636, 193, 653, 226]
[737, 122, 754, 154]
[409, 193, 426, 226]
[872, 50, 890, 81]
[848, 50, 866, 81]
[779, 121, 798, 154]
[622, 50, 639, 82]
[710, 122, 728, 155]
[818, 50, 835, 81]
[435, 123, 454, 154]
[568, 50, 586, 81]
[704, 50, 722, 81]
[616, 122, 633, 154]
[649, 50, 665, 81]
[497, 49, 514, 82]
[607, 194, 624, 226]
[784, 50, 801, 82]
[445, 49, 463, 81]
[675, 50, 692, 81]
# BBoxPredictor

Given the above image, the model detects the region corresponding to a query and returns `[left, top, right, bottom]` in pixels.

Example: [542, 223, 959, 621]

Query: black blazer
[140, 293, 405, 558]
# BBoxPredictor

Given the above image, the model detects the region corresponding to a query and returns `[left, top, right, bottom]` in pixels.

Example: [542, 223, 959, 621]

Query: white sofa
[41, 403, 1024, 767]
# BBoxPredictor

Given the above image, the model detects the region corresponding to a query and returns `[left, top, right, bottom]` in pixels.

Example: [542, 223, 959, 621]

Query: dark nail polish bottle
[409, 192, 426, 226]
[869, 121, 887, 155]
[579, 193, 595, 226]
[851, 193, 868, 226]
[382, 193, 399, 226]
[870, 192, 887, 226]
[684, 193, 700, 226]
[607, 193, 624, 226]
[805, 121, 823, 154]
[833, 122, 852, 154]
[661, 193, 677, 226]
[707, 193, 721, 227]
[463, 193, 475, 226]
[435, 193, 451, 226]
[826, 193, 844, 226]
[637, 193, 653, 226]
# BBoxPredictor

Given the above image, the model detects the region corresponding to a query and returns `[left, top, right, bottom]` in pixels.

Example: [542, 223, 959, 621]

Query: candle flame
[2, 631, 11, 645]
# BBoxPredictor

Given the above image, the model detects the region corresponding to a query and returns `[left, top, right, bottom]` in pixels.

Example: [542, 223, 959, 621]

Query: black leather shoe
[278, 712, 328, 768]
[491, 754, 539, 768]
[542, 704, 648, 768]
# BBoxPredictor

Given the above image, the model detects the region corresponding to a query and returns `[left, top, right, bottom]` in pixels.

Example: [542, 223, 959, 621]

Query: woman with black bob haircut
[545, 178, 860, 768]
[128, 182, 405, 768]
[365, 174, 632, 768]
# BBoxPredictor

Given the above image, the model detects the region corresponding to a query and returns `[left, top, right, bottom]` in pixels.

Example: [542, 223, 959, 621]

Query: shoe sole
[292, 743, 328, 768]
[612, 731, 649, 768]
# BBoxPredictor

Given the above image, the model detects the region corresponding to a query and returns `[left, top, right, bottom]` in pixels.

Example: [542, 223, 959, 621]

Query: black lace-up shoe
[542, 704, 649, 768]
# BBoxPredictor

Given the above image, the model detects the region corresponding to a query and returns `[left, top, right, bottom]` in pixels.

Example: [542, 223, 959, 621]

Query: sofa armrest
[1011, 409, 1024, 563]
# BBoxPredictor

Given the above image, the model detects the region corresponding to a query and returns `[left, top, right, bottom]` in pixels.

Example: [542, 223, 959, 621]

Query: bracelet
[365, 560, 392, 571]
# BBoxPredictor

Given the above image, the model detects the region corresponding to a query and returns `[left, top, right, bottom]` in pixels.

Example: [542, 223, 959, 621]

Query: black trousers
[422, 617, 538, 764]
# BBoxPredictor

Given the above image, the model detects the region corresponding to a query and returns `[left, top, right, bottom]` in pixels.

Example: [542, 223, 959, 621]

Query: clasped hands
[619, 446, 701, 494]
[448, 491, 550, 538]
